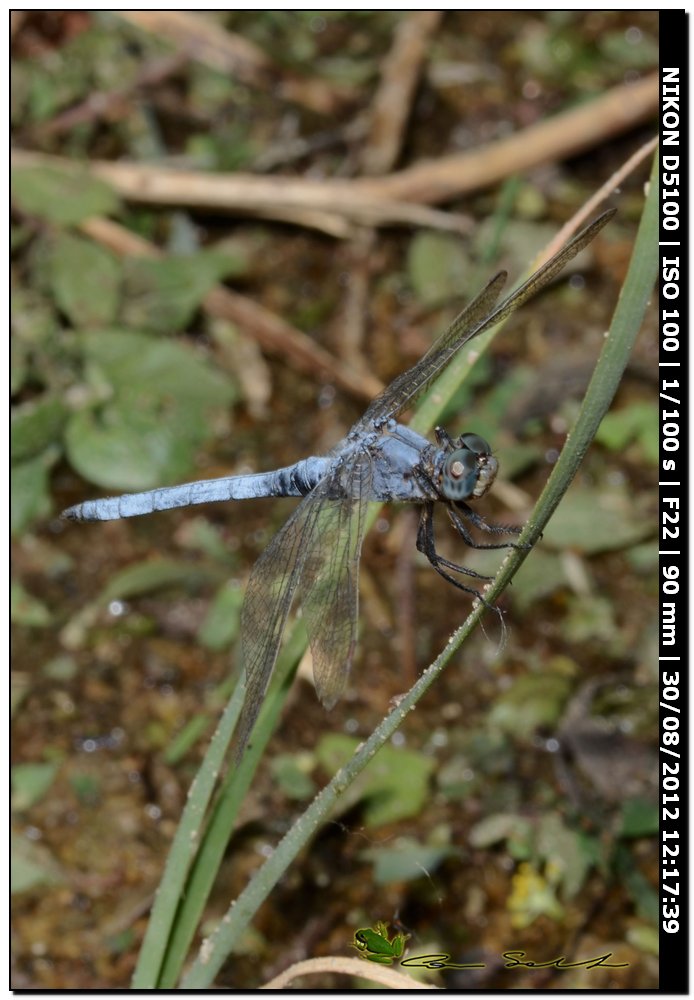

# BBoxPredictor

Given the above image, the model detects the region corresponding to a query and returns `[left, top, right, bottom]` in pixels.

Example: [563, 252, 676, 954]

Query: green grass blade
[130, 679, 245, 989]
[131, 623, 305, 988]
[155, 623, 306, 987]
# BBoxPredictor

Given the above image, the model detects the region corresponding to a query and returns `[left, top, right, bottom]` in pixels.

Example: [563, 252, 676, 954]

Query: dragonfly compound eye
[459, 432, 492, 456]
[442, 447, 499, 500]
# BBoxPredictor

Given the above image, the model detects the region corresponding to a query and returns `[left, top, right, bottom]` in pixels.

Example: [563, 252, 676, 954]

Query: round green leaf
[65, 329, 236, 490]
[65, 405, 196, 491]
[12, 396, 69, 462]
[49, 232, 121, 327]
[11, 453, 54, 536]
[12, 166, 119, 225]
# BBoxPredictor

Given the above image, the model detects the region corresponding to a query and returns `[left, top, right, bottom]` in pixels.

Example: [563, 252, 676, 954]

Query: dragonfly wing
[236, 478, 333, 755]
[297, 452, 373, 709]
[357, 271, 507, 430]
[359, 209, 615, 428]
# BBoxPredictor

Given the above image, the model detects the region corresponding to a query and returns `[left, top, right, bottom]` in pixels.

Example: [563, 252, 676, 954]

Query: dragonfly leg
[434, 426, 455, 449]
[417, 502, 494, 590]
[449, 502, 529, 551]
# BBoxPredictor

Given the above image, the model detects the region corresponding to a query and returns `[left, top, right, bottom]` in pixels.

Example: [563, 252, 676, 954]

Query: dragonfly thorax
[440, 433, 498, 501]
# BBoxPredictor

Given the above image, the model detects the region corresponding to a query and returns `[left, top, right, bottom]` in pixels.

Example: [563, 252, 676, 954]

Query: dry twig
[11, 148, 472, 235]
[360, 10, 444, 175]
[12, 75, 656, 236]
[260, 956, 440, 990]
[355, 73, 658, 204]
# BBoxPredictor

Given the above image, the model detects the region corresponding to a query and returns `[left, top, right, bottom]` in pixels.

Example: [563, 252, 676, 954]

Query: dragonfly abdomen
[61, 457, 332, 522]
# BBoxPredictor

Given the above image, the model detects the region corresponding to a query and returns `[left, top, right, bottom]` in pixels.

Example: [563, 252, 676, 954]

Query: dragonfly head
[441, 432, 498, 501]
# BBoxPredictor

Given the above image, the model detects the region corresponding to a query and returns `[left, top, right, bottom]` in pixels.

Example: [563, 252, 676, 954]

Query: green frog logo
[352, 921, 408, 964]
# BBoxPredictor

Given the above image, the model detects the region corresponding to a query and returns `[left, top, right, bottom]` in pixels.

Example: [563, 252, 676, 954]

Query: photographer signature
[400, 950, 628, 971]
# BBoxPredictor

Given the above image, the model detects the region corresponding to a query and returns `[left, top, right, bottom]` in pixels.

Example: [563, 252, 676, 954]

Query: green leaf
[619, 798, 659, 838]
[11, 452, 56, 536]
[121, 252, 244, 333]
[407, 230, 471, 305]
[488, 673, 573, 739]
[509, 549, 566, 611]
[469, 813, 534, 856]
[627, 541, 658, 573]
[625, 923, 660, 956]
[41, 655, 78, 681]
[80, 328, 234, 406]
[562, 594, 622, 649]
[12, 762, 60, 810]
[316, 735, 435, 827]
[99, 559, 221, 603]
[198, 582, 244, 651]
[536, 814, 594, 899]
[270, 753, 317, 801]
[596, 402, 658, 464]
[49, 232, 121, 327]
[11, 166, 119, 225]
[11, 582, 53, 627]
[362, 835, 457, 884]
[599, 30, 659, 69]
[65, 404, 198, 491]
[177, 517, 235, 564]
[541, 484, 652, 554]
[11, 832, 64, 894]
[11, 396, 69, 462]
[11, 284, 58, 357]
[65, 329, 236, 489]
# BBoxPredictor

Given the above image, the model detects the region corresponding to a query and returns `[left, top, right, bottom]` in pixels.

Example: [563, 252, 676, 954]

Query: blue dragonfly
[63, 210, 614, 753]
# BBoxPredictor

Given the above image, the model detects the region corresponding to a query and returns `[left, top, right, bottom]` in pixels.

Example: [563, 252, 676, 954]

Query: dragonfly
[63, 209, 614, 754]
